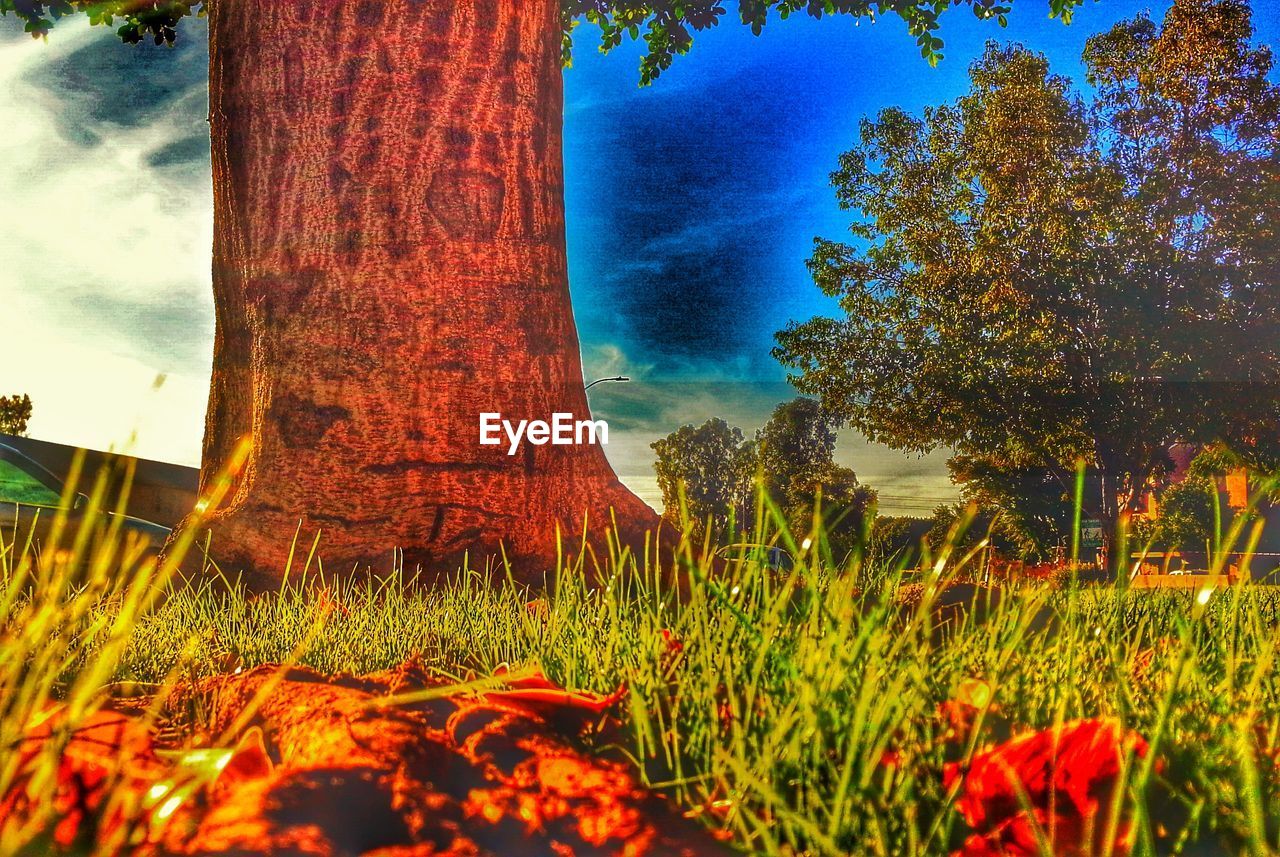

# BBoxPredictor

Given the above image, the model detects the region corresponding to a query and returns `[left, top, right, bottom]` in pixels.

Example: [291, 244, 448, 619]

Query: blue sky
[1, 1, 1276, 513]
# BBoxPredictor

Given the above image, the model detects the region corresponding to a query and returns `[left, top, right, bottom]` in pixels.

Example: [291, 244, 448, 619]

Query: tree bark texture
[200, 0, 656, 584]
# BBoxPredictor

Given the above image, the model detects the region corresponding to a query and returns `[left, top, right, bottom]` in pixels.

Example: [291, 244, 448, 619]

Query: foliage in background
[927, 503, 1003, 556]
[869, 514, 933, 566]
[1146, 446, 1274, 554]
[1152, 475, 1217, 553]
[756, 398, 838, 508]
[756, 398, 877, 560]
[653, 399, 877, 551]
[651, 418, 756, 538]
[947, 454, 1075, 560]
[786, 463, 877, 564]
[0, 394, 31, 437]
[775, 0, 1280, 551]
[0, 0, 1085, 83]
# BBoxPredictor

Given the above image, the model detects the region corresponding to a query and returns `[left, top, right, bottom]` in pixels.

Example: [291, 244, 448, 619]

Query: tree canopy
[775, 0, 1280, 533]
[651, 417, 755, 536]
[2, 0, 1082, 81]
[946, 454, 1074, 559]
[652, 399, 876, 552]
[0, 394, 32, 437]
[755, 398, 876, 557]
[756, 397, 837, 507]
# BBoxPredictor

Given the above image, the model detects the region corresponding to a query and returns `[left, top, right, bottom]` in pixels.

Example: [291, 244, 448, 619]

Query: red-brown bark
[197, 0, 657, 585]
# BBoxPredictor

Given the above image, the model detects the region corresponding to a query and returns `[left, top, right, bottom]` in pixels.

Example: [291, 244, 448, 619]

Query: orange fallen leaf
[945, 718, 1153, 857]
[210, 726, 274, 800]
[486, 665, 627, 716]
[3, 705, 163, 850]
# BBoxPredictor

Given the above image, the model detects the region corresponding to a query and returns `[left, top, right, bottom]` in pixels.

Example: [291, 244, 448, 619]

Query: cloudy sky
[2, 1, 1276, 514]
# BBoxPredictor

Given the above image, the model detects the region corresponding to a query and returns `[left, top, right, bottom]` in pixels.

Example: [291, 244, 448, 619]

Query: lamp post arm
[585, 376, 630, 391]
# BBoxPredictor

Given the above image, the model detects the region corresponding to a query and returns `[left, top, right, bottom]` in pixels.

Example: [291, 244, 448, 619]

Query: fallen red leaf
[3, 705, 164, 850]
[208, 726, 275, 802]
[660, 629, 684, 656]
[945, 718, 1152, 857]
[486, 665, 627, 716]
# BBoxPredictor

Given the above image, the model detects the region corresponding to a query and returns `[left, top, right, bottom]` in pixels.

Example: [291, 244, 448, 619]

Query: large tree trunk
[198, 0, 656, 585]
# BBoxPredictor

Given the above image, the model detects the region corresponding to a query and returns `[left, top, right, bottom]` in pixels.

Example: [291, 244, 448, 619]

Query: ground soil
[165, 663, 735, 856]
[15, 663, 735, 856]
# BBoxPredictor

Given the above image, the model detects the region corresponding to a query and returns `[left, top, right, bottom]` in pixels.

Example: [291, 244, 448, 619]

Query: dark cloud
[146, 132, 208, 171]
[62, 288, 213, 374]
[19, 15, 206, 142]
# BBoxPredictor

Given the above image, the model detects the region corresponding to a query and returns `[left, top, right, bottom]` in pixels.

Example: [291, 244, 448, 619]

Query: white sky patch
[0, 20, 213, 466]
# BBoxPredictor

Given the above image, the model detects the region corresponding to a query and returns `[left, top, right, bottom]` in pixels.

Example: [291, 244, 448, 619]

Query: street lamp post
[585, 376, 629, 391]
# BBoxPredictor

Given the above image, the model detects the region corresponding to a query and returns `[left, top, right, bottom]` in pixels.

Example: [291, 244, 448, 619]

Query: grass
[4, 456, 1280, 855]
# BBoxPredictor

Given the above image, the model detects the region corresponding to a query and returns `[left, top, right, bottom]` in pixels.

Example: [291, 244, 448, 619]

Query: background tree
[2, 0, 1076, 583]
[926, 504, 985, 554]
[651, 418, 756, 539]
[869, 515, 932, 567]
[776, 0, 1280, 566]
[1151, 476, 1216, 554]
[755, 398, 875, 559]
[0, 394, 32, 437]
[786, 464, 877, 564]
[1147, 447, 1255, 555]
[925, 502, 1046, 566]
[756, 398, 837, 510]
[948, 454, 1074, 560]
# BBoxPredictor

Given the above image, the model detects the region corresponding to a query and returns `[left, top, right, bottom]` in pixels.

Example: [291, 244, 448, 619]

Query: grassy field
[4, 461, 1280, 855]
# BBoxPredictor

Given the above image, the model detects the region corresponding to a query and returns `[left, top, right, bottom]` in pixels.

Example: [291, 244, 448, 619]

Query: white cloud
[0, 19, 213, 466]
